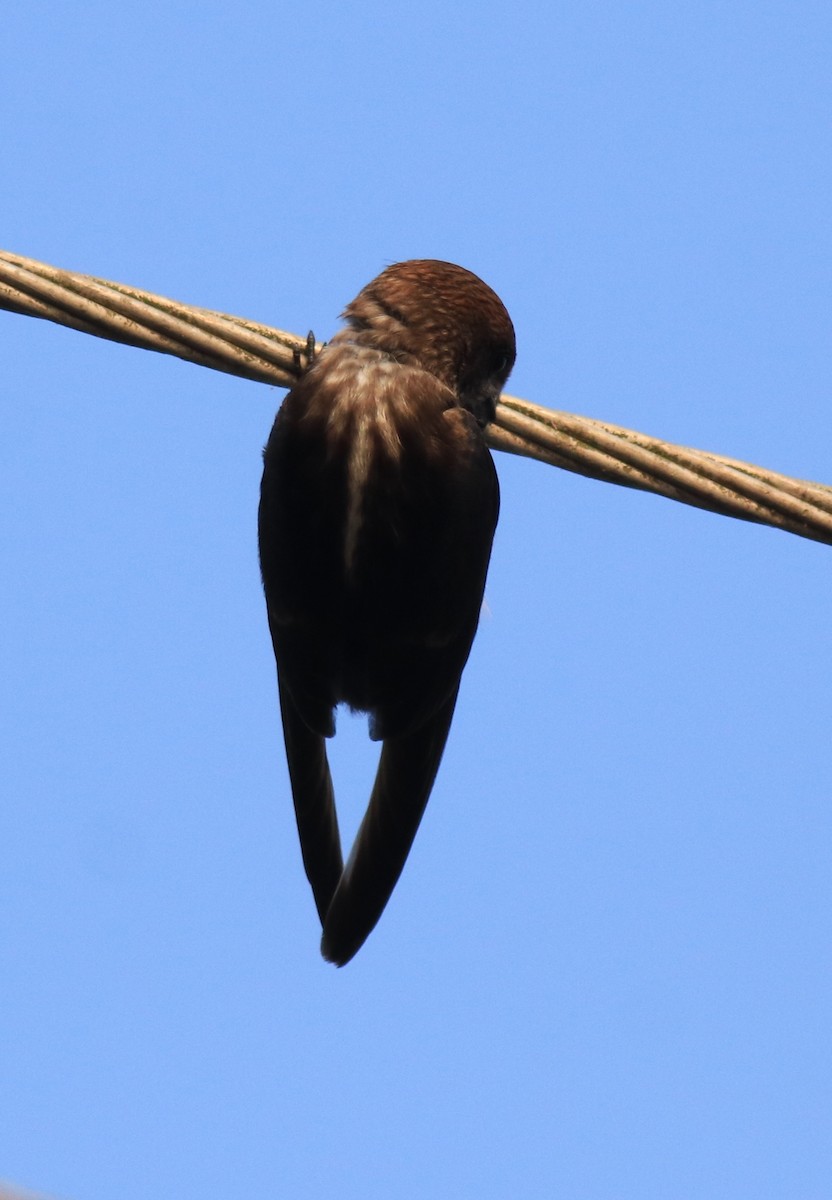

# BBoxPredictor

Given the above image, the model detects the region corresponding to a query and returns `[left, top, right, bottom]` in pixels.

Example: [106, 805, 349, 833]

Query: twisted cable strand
[0, 1185, 55, 1200]
[2, 248, 830, 547]
[0, 250, 309, 385]
[490, 399, 832, 544]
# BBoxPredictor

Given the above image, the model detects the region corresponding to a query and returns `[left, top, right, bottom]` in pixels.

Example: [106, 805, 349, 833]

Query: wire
[2, 248, 830, 547]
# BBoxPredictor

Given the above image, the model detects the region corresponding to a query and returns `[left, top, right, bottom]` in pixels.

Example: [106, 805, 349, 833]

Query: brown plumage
[258, 260, 516, 965]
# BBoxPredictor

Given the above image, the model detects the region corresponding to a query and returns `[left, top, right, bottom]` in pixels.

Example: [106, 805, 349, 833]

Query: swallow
[258, 259, 516, 964]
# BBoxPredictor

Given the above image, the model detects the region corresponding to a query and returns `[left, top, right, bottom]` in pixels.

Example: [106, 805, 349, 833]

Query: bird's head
[337, 259, 516, 427]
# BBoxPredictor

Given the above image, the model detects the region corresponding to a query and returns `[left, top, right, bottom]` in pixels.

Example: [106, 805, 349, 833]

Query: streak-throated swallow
[258, 260, 516, 965]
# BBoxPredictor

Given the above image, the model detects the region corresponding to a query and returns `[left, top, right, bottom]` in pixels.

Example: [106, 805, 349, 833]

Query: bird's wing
[321, 686, 459, 966]
[277, 675, 343, 925]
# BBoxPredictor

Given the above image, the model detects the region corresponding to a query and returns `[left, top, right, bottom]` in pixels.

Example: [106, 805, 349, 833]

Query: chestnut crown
[337, 259, 516, 426]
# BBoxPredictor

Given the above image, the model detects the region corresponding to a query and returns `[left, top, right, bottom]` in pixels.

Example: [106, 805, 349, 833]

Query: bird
[258, 259, 516, 965]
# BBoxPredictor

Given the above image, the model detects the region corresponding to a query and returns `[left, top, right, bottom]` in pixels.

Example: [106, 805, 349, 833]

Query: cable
[2, 248, 830, 546]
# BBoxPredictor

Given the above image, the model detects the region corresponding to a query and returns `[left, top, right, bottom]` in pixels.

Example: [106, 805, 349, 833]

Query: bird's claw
[293, 330, 318, 375]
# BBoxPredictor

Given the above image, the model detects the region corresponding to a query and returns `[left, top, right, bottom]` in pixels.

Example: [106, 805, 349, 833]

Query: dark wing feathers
[277, 677, 343, 924]
[259, 346, 499, 963]
[321, 688, 459, 965]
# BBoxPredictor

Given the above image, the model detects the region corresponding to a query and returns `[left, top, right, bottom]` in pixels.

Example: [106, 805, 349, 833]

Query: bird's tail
[321, 688, 459, 966]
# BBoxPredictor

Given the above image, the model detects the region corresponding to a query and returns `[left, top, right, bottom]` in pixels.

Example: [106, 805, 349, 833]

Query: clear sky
[2, 3, 831, 1197]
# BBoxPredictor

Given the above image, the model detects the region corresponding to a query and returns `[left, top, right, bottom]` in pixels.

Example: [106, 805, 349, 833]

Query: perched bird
[258, 260, 516, 965]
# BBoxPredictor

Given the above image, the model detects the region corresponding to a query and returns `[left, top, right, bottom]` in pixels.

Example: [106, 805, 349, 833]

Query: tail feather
[321, 689, 459, 966]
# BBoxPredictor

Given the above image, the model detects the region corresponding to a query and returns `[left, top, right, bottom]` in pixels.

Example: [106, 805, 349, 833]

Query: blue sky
[2, 2, 831, 1197]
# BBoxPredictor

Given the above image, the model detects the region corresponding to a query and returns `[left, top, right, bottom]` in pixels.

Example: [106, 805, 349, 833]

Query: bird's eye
[491, 352, 509, 376]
